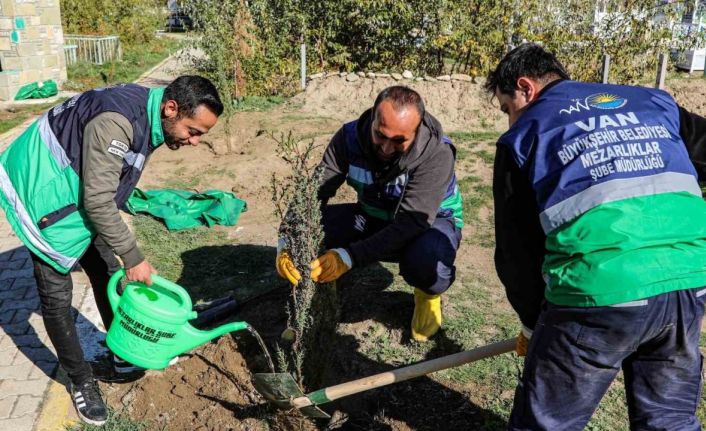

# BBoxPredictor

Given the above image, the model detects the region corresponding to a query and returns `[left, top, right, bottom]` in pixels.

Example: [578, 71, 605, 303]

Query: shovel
[253, 337, 516, 418]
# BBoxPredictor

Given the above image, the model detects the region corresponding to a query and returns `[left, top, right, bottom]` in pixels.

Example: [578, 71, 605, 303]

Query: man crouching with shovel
[275, 86, 464, 342]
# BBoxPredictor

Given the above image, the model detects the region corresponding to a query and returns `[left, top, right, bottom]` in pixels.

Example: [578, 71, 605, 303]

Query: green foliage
[522, 0, 702, 84]
[442, 0, 516, 76]
[60, 0, 164, 46]
[183, 0, 706, 96]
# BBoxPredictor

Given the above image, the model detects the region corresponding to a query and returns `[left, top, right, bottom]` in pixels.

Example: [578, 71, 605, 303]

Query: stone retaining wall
[307, 70, 485, 85]
[0, 0, 66, 101]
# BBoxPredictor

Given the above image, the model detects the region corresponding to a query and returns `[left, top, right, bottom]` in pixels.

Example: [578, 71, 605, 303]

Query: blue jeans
[509, 288, 706, 431]
[322, 203, 462, 295]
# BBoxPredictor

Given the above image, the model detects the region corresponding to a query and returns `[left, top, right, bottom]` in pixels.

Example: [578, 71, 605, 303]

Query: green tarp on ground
[126, 188, 247, 231]
[14, 80, 59, 100]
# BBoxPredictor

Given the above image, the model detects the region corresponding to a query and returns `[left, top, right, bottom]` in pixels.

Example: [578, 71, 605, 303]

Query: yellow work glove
[516, 326, 533, 356]
[411, 288, 442, 342]
[275, 241, 301, 285]
[310, 248, 352, 283]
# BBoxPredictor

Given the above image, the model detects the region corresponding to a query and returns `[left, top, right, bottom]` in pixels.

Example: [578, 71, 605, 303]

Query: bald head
[371, 98, 422, 162]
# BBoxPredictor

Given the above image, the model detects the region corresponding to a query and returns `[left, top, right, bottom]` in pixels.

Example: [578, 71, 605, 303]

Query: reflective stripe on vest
[124, 151, 146, 171]
[38, 114, 70, 169]
[0, 163, 77, 269]
[500, 80, 698, 233]
[540, 171, 702, 233]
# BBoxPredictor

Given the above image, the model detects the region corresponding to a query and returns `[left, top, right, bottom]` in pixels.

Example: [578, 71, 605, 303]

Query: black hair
[373, 86, 425, 118]
[163, 75, 224, 117]
[485, 43, 570, 96]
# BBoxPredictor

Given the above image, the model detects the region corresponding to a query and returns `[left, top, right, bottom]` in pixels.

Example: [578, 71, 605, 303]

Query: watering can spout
[180, 321, 249, 353]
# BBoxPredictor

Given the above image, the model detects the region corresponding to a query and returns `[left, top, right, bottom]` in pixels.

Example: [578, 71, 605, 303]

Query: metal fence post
[656, 53, 668, 90]
[300, 43, 306, 90]
[601, 54, 610, 84]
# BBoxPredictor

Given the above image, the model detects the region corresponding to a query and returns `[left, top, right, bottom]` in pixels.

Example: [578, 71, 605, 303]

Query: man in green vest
[489, 44, 706, 430]
[0, 76, 223, 426]
[276, 86, 464, 342]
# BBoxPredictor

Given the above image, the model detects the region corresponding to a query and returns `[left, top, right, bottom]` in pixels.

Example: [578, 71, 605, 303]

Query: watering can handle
[107, 269, 194, 314]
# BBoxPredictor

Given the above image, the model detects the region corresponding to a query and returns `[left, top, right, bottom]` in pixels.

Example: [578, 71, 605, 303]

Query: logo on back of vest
[559, 93, 627, 115]
[586, 93, 627, 110]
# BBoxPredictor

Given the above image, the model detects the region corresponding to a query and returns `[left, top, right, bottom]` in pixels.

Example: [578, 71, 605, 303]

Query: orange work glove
[310, 248, 352, 283]
[275, 239, 301, 285]
[516, 326, 533, 356]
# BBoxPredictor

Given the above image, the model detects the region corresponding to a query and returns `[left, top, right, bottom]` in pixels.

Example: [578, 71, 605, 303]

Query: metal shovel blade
[253, 373, 330, 418]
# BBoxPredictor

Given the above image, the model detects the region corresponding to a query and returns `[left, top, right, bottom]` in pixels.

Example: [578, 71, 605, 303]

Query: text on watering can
[117, 307, 177, 343]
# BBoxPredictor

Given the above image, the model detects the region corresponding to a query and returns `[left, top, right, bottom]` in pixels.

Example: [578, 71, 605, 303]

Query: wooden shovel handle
[293, 337, 517, 408]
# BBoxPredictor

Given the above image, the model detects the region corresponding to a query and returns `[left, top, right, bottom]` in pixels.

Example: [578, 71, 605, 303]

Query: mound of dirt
[667, 79, 706, 116]
[291, 76, 506, 132]
[103, 333, 317, 431]
[291, 75, 706, 134]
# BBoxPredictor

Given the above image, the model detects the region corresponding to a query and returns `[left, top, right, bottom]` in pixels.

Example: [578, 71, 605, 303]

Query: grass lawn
[63, 37, 184, 92]
[0, 99, 67, 134]
[66, 410, 150, 431]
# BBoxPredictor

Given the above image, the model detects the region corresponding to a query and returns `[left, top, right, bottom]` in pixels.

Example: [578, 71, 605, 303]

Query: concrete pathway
[0, 46, 186, 430]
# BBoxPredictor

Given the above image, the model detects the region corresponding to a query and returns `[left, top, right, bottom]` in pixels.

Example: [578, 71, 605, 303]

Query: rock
[308, 72, 324, 80]
[415, 77, 424, 82]
[346, 73, 360, 82]
[325, 72, 338, 78]
[367, 72, 376, 78]
[339, 72, 348, 77]
[402, 70, 414, 79]
[377, 73, 391, 78]
[436, 75, 451, 81]
[451, 73, 473, 82]
[356, 71, 366, 77]
[424, 75, 437, 81]
[391, 73, 403, 80]
[473, 76, 487, 85]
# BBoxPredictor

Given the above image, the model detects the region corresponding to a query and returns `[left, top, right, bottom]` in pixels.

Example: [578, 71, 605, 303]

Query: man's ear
[516, 77, 541, 103]
[163, 100, 179, 118]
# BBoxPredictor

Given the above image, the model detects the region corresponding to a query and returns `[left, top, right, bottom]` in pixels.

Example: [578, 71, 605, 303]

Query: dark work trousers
[508, 287, 706, 431]
[322, 203, 462, 295]
[29, 237, 120, 385]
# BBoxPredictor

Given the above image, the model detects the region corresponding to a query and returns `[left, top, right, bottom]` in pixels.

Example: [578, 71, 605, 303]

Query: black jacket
[318, 108, 456, 266]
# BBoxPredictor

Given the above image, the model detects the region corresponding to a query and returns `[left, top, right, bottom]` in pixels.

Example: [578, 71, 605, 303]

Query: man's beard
[163, 117, 184, 150]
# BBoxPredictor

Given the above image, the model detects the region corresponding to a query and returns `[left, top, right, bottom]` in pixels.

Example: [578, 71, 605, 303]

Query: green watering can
[106, 269, 248, 369]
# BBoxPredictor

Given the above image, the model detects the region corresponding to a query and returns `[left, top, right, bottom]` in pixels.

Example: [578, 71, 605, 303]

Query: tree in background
[60, 0, 164, 45]
[183, 0, 706, 94]
[524, 0, 704, 83]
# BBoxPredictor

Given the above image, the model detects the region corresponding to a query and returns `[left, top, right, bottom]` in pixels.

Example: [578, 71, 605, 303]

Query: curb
[33, 370, 77, 431]
[134, 52, 177, 84]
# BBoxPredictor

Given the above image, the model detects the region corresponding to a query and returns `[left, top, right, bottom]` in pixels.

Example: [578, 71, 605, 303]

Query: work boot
[70, 379, 108, 426]
[411, 288, 442, 342]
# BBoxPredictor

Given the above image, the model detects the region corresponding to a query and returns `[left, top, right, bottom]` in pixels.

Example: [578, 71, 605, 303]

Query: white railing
[63, 35, 122, 65]
[63, 44, 78, 65]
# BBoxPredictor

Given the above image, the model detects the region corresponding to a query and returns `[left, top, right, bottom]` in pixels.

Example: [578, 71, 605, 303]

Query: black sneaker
[70, 380, 108, 426]
[112, 354, 145, 374]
